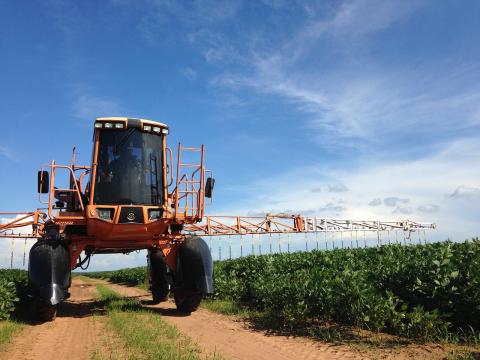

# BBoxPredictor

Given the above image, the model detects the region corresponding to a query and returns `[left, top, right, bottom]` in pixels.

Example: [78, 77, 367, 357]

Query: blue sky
[1, 0, 479, 270]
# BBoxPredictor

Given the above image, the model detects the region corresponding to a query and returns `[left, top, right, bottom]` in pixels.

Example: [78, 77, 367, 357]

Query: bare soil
[0, 278, 103, 360]
[1, 278, 478, 360]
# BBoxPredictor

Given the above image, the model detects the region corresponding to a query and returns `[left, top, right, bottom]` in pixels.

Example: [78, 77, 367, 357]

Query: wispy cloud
[298, 0, 427, 42]
[188, 29, 240, 64]
[368, 198, 382, 206]
[209, 0, 480, 151]
[393, 206, 413, 215]
[0, 146, 14, 160]
[74, 95, 123, 120]
[384, 197, 409, 207]
[449, 186, 480, 200]
[328, 183, 349, 192]
[180, 67, 197, 81]
[418, 204, 440, 213]
[318, 202, 346, 215]
[135, 0, 242, 46]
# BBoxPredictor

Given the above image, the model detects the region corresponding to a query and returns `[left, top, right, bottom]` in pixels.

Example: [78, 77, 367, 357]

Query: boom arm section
[0, 211, 46, 239]
[184, 215, 436, 236]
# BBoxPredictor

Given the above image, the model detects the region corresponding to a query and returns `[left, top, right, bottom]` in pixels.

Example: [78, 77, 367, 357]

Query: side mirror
[38, 171, 49, 194]
[205, 177, 215, 198]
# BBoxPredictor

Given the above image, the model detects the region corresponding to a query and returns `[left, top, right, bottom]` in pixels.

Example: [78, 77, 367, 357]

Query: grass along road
[0, 321, 23, 350]
[92, 284, 221, 360]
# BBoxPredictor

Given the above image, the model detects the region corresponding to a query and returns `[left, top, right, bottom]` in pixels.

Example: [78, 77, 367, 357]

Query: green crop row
[213, 239, 480, 341]
[84, 267, 148, 286]
[82, 240, 480, 341]
[0, 269, 28, 320]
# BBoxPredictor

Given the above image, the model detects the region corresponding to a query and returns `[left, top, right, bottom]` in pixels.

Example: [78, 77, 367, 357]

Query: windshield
[94, 128, 164, 205]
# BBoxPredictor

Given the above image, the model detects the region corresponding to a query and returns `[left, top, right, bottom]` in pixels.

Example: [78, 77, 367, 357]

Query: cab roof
[95, 117, 169, 129]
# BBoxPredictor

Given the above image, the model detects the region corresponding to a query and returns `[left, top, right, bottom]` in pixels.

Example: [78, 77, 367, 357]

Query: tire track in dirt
[101, 281, 364, 360]
[0, 278, 102, 360]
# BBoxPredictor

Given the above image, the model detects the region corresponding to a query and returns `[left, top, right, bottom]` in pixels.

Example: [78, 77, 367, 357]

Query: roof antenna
[71, 146, 76, 167]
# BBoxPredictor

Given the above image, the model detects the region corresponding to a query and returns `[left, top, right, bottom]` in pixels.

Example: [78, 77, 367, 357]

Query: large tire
[174, 288, 202, 313]
[148, 250, 171, 304]
[28, 236, 71, 310]
[36, 302, 57, 322]
[152, 286, 169, 304]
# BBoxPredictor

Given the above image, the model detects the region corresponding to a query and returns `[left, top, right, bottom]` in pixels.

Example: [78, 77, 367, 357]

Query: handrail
[172, 143, 206, 222]
[41, 161, 87, 222]
[166, 147, 174, 187]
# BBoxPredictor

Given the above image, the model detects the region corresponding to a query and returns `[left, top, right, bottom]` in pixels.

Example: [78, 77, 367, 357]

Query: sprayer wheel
[152, 287, 169, 304]
[174, 289, 202, 313]
[37, 303, 57, 322]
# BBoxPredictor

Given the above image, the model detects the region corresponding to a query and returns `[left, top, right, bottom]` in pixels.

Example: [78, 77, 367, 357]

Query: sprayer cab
[92, 117, 169, 207]
[86, 118, 171, 244]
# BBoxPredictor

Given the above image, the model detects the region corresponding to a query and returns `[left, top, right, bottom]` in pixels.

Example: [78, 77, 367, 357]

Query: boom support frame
[185, 215, 435, 237]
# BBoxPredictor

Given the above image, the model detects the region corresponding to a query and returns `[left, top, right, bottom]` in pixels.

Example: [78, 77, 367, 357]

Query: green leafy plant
[212, 238, 480, 341]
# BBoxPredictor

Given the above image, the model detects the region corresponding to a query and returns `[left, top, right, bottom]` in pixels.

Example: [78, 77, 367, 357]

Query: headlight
[143, 125, 152, 131]
[96, 208, 114, 220]
[114, 123, 124, 129]
[104, 122, 113, 129]
[94, 122, 103, 128]
[148, 209, 163, 221]
[152, 126, 161, 133]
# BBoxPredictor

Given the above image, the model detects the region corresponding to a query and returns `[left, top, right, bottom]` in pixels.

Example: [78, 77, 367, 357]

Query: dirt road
[1, 278, 469, 360]
[1, 278, 101, 360]
[105, 281, 359, 360]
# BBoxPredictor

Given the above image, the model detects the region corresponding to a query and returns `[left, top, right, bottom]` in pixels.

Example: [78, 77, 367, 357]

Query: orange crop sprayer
[0, 117, 436, 321]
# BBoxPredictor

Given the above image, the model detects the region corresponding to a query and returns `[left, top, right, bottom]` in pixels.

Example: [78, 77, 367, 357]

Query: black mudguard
[176, 236, 214, 295]
[28, 239, 71, 306]
[148, 249, 171, 302]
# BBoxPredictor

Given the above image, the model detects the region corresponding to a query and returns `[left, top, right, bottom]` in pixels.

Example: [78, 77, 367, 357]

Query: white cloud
[211, 1, 480, 150]
[301, 0, 427, 40]
[418, 204, 440, 213]
[368, 198, 381, 206]
[318, 202, 346, 215]
[221, 136, 480, 241]
[181, 67, 197, 81]
[449, 186, 480, 199]
[74, 95, 123, 121]
[393, 206, 413, 215]
[135, 0, 242, 45]
[328, 183, 349, 192]
[188, 29, 240, 64]
[384, 197, 410, 207]
[0, 146, 14, 160]
[0, 215, 36, 269]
